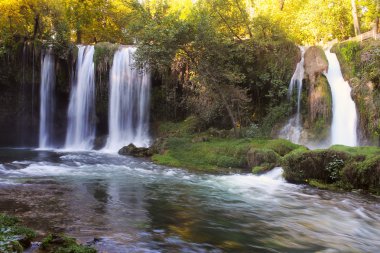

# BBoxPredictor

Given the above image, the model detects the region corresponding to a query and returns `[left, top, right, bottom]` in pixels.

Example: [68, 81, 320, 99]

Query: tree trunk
[279, 0, 285, 11]
[76, 30, 82, 44]
[351, 0, 361, 36]
[215, 88, 239, 137]
[32, 14, 40, 40]
[376, 0, 379, 33]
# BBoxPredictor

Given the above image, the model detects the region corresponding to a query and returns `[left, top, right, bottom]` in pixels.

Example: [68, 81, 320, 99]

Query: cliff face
[333, 40, 380, 145]
[302, 46, 332, 141]
[0, 41, 112, 147]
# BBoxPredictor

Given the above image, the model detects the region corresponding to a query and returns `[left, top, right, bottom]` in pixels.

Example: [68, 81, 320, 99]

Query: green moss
[283, 146, 380, 195]
[0, 213, 37, 252]
[41, 234, 96, 253]
[333, 39, 380, 143]
[152, 123, 303, 172]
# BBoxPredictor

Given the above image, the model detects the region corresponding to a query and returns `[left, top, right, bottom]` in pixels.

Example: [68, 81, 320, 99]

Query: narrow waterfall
[324, 48, 357, 146]
[39, 49, 56, 149]
[65, 45, 96, 150]
[104, 47, 151, 152]
[279, 46, 305, 143]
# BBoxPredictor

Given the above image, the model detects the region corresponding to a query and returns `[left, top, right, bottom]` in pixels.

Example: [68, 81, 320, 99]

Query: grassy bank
[150, 117, 380, 195]
[151, 117, 305, 173]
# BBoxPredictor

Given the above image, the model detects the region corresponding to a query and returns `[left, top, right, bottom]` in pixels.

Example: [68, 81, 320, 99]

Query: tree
[351, 0, 361, 35]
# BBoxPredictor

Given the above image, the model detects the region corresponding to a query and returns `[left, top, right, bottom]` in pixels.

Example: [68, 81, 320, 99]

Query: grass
[152, 118, 304, 172]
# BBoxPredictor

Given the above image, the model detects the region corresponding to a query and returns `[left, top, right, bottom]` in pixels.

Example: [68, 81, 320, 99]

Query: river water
[0, 149, 379, 252]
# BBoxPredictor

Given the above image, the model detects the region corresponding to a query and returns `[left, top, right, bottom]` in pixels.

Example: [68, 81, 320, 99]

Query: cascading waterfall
[104, 47, 151, 152]
[64, 45, 96, 150]
[279, 46, 305, 143]
[324, 48, 358, 146]
[39, 49, 56, 149]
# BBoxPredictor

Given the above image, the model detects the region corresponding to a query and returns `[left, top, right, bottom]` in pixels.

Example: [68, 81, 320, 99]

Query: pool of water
[0, 148, 379, 252]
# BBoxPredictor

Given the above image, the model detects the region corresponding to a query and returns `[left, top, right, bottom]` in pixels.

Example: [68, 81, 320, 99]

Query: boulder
[247, 148, 280, 172]
[118, 144, 152, 157]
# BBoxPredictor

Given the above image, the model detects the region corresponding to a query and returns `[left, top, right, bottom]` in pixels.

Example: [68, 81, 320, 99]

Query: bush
[340, 41, 360, 62]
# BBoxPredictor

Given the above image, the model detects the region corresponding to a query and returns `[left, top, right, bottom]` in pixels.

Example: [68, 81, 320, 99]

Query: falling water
[39, 49, 56, 149]
[104, 47, 151, 152]
[324, 48, 357, 146]
[279, 46, 306, 143]
[65, 45, 96, 150]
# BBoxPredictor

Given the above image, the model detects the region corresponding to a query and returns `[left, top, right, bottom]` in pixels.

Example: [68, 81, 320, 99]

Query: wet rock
[118, 144, 152, 157]
[93, 135, 108, 150]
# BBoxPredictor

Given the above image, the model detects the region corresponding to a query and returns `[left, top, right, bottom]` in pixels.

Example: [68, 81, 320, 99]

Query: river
[0, 148, 379, 252]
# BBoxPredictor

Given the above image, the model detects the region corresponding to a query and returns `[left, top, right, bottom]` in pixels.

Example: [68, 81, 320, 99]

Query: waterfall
[324, 48, 358, 146]
[104, 47, 151, 152]
[39, 49, 56, 149]
[279, 46, 306, 144]
[64, 45, 96, 150]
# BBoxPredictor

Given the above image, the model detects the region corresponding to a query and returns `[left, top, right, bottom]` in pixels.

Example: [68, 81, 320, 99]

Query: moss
[333, 39, 380, 144]
[40, 234, 96, 253]
[0, 213, 37, 252]
[283, 146, 380, 195]
[152, 122, 303, 172]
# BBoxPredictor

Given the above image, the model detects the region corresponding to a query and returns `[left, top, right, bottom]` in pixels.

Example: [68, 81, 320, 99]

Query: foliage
[333, 39, 380, 143]
[325, 155, 344, 181]
[283, 145, 380, 194]
[340, 41, 360, 62]
[0, 213, 36, 253]
[41, 234, 96, 253]
[152, 121, 303, 171]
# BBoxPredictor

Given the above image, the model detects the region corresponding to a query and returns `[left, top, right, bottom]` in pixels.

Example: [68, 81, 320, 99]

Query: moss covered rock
[0, 213, 36, 252]
[283, 145, 380, 194]
[39, 234, 96, 253]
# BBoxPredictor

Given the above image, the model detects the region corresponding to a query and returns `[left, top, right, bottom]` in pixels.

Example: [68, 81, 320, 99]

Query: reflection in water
[0, 150, 379, 252]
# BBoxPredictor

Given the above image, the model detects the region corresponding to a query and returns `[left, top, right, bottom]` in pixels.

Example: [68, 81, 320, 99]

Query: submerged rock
[118, 144, 152, 157]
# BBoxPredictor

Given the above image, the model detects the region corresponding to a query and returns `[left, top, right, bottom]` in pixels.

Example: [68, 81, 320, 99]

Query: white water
[280, 47, 305, 144]
[104, 47, 151, 152]
[324, 48, 358, 146]
[39, 50, 55, 149]
[65, 45, 96, 150]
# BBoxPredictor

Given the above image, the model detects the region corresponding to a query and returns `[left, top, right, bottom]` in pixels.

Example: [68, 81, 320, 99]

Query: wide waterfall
[324, 48, 357, 146]
[279, 46, 305, 144]
[64, 45, 96, 150]
[39, 49, 56, 149]
[104, 47, 151, 152]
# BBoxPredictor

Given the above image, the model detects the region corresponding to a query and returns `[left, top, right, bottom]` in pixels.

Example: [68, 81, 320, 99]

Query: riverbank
[146, 118, 380, 195]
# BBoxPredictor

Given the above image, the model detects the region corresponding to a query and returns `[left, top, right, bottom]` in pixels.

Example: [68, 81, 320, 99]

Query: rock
[191, 136, 209, 143]
[118, 144, 152, 157]
[93, 135, 108, 150]
[247, 148, 280, 172]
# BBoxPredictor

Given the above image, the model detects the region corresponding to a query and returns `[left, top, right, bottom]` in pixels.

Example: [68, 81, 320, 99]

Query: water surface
[0, 148, 379, 252]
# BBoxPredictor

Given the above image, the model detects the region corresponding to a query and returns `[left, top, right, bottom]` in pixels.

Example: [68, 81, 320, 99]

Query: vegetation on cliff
[333, 39, 380, 145]
[302, 46, 332, 141]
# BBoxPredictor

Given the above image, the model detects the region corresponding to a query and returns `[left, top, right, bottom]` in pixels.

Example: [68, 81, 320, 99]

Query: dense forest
[0, 0, 378, 135]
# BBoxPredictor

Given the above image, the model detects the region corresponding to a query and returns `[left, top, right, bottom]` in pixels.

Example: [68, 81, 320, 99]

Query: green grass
[152, 127, 303, 172]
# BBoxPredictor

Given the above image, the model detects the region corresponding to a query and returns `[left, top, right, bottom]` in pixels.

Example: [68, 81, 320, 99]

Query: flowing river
[0, 149, 379, 252]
